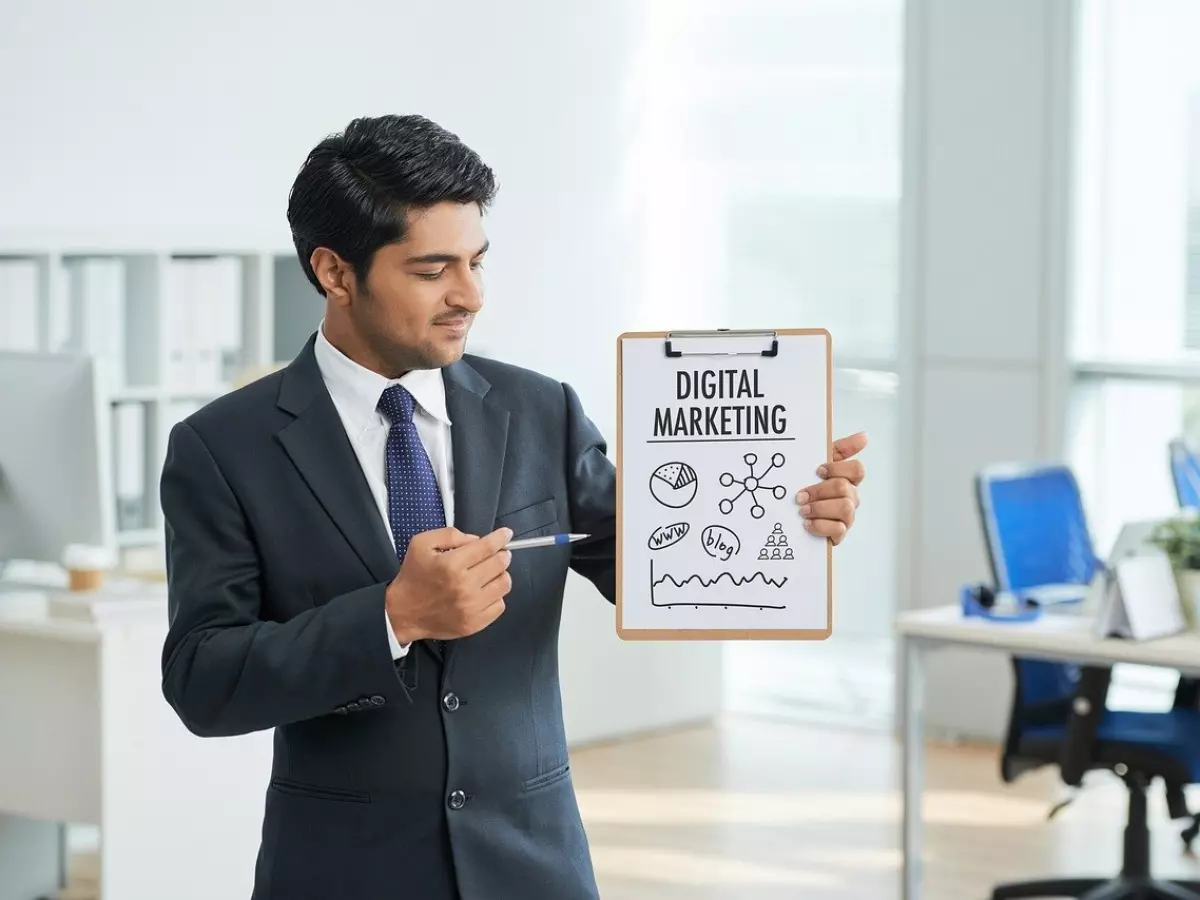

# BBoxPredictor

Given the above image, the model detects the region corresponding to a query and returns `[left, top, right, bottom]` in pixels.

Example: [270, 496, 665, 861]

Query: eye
[470, 260, 485, 272]
[417, 270, 444, 281]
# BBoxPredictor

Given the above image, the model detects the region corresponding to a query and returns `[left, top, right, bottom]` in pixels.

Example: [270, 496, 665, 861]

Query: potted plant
[1148, 517, 1200, 631]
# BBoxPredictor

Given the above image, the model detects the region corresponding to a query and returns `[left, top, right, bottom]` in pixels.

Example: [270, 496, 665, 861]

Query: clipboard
[615, 328, 833, 641]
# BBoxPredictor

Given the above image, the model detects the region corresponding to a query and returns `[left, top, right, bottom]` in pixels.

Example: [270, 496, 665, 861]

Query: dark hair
[287, 114, 497, 294]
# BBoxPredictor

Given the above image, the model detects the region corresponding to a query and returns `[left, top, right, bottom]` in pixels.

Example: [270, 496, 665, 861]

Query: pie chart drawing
[650, 462, 698, 508]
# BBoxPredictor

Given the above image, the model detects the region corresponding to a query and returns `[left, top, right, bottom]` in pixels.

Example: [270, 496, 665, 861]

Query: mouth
[434, 316, 472, 337]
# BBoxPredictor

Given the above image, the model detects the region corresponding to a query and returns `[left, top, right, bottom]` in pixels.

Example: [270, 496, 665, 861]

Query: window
[626, 0, 904, 725]
[1068, 0, 1200, 708]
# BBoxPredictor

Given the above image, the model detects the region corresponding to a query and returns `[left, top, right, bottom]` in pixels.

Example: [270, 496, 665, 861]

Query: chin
[422, 341, 466, 370]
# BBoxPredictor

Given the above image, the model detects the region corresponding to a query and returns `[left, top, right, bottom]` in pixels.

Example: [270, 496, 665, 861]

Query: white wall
[898, 0, 1075, 739]
[0, 0, 722, 745]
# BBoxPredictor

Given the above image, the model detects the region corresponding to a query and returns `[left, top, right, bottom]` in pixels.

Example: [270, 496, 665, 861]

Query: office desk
[895, 605, 1200, 900]
[0, 586, 273, 900]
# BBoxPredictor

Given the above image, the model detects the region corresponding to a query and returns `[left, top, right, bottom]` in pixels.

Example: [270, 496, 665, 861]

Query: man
[159, 114, 867, 900]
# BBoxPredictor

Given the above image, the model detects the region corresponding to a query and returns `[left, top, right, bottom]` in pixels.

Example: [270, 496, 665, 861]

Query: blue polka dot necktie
[377, 385, 446, 564]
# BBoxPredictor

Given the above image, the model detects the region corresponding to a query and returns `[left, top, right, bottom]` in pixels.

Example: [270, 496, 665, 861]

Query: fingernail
[816, 465, 828, 477]
[504, 528, 514, 540]
[801, 504, 812, 516]
[796, 491, 810, 505]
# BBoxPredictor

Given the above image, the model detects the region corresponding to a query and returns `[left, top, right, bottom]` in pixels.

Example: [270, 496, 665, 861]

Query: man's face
[349, 201, 488, 373]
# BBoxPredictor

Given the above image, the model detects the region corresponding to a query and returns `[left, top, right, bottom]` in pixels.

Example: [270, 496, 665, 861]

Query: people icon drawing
[758, 524, 792, 562]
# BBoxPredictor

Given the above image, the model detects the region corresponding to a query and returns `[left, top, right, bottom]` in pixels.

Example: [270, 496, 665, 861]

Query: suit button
[448, 790, 467, 810]
[442, 693, 460, 712]
[346, 701, 361, 712]
[370, 695, 386, 707]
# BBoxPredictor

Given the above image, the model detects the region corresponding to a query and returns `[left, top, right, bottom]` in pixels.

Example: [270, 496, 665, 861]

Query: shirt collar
[314, 322, 451, 436]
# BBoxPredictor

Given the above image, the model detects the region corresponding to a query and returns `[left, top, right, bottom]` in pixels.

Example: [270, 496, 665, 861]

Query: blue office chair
[976, 462, 1200, 900]
[1166, 438, 1200, 844]
[1169, 439, 1200, 511]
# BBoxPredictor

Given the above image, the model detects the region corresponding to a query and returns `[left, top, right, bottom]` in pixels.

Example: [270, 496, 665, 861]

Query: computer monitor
[0, 350, 115, 567]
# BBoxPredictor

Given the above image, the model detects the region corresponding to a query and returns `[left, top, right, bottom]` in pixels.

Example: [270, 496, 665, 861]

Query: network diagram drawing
[719, 452, 788, 519]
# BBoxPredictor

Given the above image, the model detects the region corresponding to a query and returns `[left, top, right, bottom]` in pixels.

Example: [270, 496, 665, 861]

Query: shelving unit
[0, 245, 322, 549]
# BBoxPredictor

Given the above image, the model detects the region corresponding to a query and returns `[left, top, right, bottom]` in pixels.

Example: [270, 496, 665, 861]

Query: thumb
[832, 431, 868, 462]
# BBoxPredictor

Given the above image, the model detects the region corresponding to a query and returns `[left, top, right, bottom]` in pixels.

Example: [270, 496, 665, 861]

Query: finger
[816, 459, 864, 486]
[467, 596, 507, 633]
[470, 550, 512, 589]
[481, 568, 513, 599]
[832, 431, 868, 462]
[799, 498, 856, 528]
[416, 526, 475, 552]
[804, 517, 848, 544]
[450, 527, 513, 567]
[796, 478, 857, 506]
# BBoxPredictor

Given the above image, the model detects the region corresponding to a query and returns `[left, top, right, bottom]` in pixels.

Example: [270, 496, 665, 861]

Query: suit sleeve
[160, 420, 410, 738]
[561, 382, 617, 603]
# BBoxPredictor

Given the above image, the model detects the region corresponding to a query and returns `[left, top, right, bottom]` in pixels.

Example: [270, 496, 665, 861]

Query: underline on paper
[644, 437, 797, 444]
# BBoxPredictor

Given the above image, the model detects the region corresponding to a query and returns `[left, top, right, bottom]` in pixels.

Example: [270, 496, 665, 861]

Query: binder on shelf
[0, 258, 39, 351]
[615, 327, 833, 642]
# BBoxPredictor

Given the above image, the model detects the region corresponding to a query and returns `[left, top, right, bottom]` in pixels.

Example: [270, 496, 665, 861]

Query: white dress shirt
[313, 323, 455, 660]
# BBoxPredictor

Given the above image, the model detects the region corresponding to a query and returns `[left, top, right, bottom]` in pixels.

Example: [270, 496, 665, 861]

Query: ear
[310, 248, 355, 307]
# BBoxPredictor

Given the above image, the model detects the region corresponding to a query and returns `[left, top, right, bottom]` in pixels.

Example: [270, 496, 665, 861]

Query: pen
[506, 533, 590, 551]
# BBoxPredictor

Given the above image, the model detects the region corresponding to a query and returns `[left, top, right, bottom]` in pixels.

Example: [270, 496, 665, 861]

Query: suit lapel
[443, 361, 509, 666]
[275, 336, 400, 587]
[444, 360, 509, 540]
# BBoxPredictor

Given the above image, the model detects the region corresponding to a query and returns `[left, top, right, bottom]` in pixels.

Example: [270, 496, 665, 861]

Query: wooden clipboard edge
[614, 331, 668, 638]
[613, 328, 834, 642]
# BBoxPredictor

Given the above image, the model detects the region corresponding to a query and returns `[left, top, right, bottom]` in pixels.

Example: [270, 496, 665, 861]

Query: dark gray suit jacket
[159, 334, 616, 900]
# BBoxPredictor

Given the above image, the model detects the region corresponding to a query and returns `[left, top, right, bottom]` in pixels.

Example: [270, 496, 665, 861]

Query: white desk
[895, 605, 1200, 900]
[0, 584, 273, 900]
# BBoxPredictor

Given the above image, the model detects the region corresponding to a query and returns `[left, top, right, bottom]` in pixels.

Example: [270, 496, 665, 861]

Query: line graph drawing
[719, 452, 788, 518]
[649, 559, 787, 609]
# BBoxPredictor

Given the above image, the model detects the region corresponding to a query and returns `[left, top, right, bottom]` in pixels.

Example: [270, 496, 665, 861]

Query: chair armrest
[1059, 665, 1112, 786]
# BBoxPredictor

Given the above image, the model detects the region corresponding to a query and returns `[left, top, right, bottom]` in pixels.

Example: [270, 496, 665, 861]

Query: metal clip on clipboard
[663, 329, 779, 358]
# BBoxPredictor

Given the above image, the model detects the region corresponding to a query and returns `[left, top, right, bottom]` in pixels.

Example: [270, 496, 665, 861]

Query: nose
[450, 268, 484, 313]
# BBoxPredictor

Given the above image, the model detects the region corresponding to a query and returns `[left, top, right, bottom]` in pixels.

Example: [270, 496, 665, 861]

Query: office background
[2, 0, 1199, 897]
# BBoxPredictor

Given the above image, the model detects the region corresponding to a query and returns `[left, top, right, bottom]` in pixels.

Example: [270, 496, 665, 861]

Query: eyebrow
[405, 240, 489, 265]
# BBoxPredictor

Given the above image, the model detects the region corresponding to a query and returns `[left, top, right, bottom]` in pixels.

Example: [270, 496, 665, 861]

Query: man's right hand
[385, 526, 513, 644]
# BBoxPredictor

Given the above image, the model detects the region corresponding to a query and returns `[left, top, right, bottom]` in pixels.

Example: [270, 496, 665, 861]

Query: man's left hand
[796, 431, 867, 546]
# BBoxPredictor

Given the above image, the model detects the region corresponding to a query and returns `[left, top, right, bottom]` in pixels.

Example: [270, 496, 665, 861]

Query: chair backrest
[1169, 438, 1200, 510]
[975, 463, 1100, 776]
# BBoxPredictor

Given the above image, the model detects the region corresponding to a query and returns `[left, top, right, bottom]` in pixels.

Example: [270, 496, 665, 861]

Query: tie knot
[377, 384, 416, 424]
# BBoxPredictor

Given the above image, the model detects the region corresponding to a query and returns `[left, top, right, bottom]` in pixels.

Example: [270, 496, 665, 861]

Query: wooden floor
[62, 714, 1200, 899]
[570, 715, 1200, 900]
